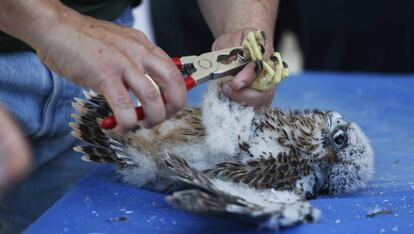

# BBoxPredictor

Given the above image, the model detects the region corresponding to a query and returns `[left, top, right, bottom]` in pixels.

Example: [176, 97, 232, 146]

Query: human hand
[0, 106, 32, 195]
[32, 7, 186, 133]
[212, 28, 276, 106]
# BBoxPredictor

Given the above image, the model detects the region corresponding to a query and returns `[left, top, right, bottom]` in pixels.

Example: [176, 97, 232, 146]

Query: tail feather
[74, 145, 118, 163]
[69, 122, 110, 147]
[82, 90, 111, 111]
[70, 90, 133, 167]
[71, 99, 110, 123]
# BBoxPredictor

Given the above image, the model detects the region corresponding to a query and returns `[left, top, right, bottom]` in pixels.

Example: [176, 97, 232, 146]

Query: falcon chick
[70, 80, 374, 230]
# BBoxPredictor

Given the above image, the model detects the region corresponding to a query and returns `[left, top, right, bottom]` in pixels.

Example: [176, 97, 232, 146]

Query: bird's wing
[204, 151, 312, 191]
[164, 153, 320, 230]
[70, 90, 135, 167]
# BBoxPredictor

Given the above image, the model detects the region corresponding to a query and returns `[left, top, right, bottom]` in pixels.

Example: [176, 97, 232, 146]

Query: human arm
[0, 0, 186, 133]
[198, 0, 279, 105]
[0, 106, 31, 195]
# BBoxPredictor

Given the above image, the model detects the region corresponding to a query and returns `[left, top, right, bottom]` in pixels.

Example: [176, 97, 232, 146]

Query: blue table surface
[26, 73, 414, 234]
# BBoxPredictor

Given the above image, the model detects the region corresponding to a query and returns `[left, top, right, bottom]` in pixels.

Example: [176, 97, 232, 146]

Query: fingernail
[235, 81, 246, 90]
[222, 83, 233, 95]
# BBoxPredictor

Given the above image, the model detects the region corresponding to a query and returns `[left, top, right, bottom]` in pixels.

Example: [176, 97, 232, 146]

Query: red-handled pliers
[100, 47, 249, 130]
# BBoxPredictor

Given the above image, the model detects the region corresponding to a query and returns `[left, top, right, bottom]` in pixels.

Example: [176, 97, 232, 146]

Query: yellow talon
[241, 30, 289, 91]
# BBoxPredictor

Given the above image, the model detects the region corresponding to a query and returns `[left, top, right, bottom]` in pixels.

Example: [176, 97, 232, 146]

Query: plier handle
[101, 47, 249, 130]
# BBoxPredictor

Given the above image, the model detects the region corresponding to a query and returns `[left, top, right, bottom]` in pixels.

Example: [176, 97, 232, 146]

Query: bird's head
[322, 111, 374, 194]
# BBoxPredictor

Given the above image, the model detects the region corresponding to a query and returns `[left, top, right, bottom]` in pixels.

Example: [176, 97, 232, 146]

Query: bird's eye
[333, 130, 347, 147]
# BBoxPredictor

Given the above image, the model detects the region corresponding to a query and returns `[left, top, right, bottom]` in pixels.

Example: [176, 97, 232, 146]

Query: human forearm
[197, 0, 278, 41]
[0, 0, 69, 50]
[0, 0, 187, 133]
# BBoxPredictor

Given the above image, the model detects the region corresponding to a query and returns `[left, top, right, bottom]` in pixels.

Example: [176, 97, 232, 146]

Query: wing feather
[164, 153, 320, 230]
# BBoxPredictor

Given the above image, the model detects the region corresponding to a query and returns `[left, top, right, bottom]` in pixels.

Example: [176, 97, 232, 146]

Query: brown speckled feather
[204, 151, 311, 190]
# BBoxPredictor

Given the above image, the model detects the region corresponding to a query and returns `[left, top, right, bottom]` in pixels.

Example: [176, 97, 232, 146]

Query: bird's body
[70, 82, 373, 230]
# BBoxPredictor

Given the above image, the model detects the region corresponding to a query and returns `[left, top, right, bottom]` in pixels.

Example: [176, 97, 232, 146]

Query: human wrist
[224, 26, 274, 45]
[221, 5, 275, 43]
[199, 0, 277, 41]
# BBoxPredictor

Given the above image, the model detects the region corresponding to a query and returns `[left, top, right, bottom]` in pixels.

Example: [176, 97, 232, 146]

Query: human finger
[142, 51, 186, 118]
[221, 81, 276, 106]
[124, 66, 166, 128]
[100, 76, 137, 134]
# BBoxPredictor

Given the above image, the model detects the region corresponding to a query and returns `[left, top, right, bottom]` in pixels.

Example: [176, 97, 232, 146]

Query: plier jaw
[172, 47, 249, 88]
